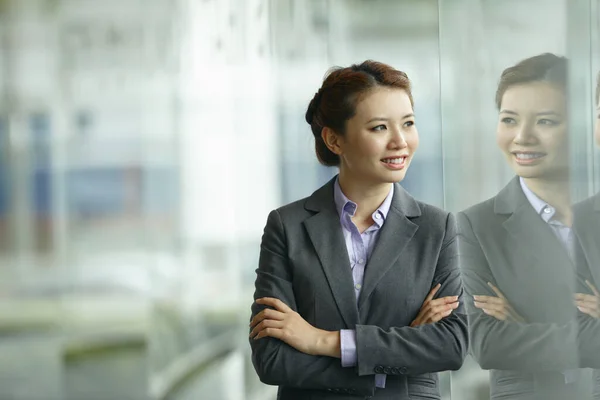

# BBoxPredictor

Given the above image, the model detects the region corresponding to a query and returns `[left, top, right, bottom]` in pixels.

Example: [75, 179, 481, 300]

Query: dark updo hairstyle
[305, 60, 413, 167]
[495, 53, 568, 110]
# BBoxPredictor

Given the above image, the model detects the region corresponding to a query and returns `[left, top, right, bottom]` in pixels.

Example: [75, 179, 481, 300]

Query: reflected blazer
[458, 177, 600, 400]
[250, 176, 468, 400]
[574, 192, 600, 400]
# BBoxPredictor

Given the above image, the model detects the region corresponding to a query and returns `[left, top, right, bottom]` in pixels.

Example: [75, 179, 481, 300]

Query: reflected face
[331, 87, 419, 184]
[496, 82, 568, 179]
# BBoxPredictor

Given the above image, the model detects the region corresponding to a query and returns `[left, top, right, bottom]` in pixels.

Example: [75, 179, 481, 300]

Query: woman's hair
[305, 60, 413, 167]
[495, 53, 568, 109]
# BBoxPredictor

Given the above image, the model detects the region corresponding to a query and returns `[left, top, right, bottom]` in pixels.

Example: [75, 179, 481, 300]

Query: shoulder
[411, 200, 450, 226]
[574, 194, 596, 215]
[274, 197, 311, 220]
[270, 177, 336, 224]
[457, 196, 496, 225]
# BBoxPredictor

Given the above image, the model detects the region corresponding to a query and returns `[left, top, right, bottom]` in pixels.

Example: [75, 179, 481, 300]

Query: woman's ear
[321, 127, 343, 156]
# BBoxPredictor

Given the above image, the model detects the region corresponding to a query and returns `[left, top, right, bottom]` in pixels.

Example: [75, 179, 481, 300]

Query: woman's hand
[250, 297, 340, 358]
[473, 282, 525, 323]
[575, 280, 600, 319]
[410, 283, 460, 327]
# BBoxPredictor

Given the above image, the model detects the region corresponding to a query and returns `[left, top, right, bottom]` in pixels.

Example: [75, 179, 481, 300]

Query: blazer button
[383, 366, 392, 374]
[399, 366, 408, 374]
[374, 365, 384, 373]
[392, 367, 400, 375]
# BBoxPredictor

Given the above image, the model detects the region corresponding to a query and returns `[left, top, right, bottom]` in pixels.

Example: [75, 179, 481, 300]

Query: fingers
[474, 297, 510, 321]
[474, 292, 525, 322]
[249, 319, 284, 338]
[577, 304, 600, 319]
[254, 326, 284, 340]
[575, 293, 598, 306]
[585, 280, 600, 297]
[250, 298, 296, 341]
[412, 294, 458, 327]
[574, 293, 592, 301]
[249, 307, 285, 328]
[480, 307, 508, 321]
[420, 301, 460, 325]
[487, 282, 506, 299]
[423, 296, 459, 311]
[255, 297, 292, 312]
[424, 283, 441, 303]
[575, 294, 600, 319]
[474, 300, 507, 315]
[507, 305, 526, 323]
[473, 295, 504, 306]
[576, 300, 599, 310]
[411, 308, 426, 327]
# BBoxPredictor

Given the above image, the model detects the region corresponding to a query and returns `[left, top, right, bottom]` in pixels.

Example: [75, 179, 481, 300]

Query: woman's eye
[538, 119, 559, 126]
[403, 120, 415, 128]
[372, 124, 387, 131]
[501, 117, 516, 124]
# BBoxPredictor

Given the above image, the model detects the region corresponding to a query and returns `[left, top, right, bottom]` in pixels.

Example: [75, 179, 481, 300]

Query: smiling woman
[494, 55, 569, 185]
[248, 60, 468, 399]
[458, 53, 600, 400]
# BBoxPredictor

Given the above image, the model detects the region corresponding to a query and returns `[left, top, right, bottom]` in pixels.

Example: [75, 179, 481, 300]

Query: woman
[572, 71, 600, 319]
[458, 53, 600, 400]
[571, 71, 600, 399]
[249, 60, 468, 399]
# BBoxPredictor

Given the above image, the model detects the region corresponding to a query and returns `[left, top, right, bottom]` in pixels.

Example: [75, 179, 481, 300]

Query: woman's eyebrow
[366, 113, 414, 123]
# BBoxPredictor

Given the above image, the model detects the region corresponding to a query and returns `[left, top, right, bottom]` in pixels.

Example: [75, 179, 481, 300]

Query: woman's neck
[522, 176, 572, 225]
[337, 172, 393, 221]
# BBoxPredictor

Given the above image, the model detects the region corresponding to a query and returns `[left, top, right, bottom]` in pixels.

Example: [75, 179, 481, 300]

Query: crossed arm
[249, 210, 467, 394]
[458, 212, 600, 371]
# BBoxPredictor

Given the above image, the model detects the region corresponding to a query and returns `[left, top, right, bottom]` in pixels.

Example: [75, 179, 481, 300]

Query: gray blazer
[458, 177, 600, 400]
[574, 193, 600, 400]
[250, 177, 468, 400]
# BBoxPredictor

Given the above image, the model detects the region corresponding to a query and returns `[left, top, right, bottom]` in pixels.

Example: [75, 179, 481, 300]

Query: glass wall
[0, 0, 598, 399]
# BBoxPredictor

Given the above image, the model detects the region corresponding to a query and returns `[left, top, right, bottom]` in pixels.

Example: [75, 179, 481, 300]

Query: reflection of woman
[458, 53, 600, 400]
[249, 60, 468, 399]
[573, 71, 600, 399]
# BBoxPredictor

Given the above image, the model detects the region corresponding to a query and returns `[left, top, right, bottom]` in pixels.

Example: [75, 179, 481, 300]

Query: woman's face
[325, 87, 419, 185]
[496, 81, 568, 180]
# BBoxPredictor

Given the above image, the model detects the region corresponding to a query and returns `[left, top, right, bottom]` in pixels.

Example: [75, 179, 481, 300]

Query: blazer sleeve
[354, 212, 469, 376]
[249, 209, 376, 396]
[576, 254, 600, 368]
[577, 313, 600, 368]
[456, 211, 588, 371]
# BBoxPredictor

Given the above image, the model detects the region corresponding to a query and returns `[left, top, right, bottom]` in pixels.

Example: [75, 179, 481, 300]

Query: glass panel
[592, 0, 600, 192]
[273, 0, 445, 207]
[1, 0, 597, 399]
[437, 1, 594, 399]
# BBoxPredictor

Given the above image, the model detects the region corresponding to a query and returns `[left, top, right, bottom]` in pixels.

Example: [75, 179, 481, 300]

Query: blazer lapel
[574, 193, 600, 287]
[358, 183, 420, 309]
[590, 194, 600, 285]
[496, 177, 573, 285]
[303, 179, 359, 329]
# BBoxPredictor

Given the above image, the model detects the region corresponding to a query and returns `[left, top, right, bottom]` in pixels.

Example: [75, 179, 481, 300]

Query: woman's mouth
[512, 151, 546, 165]
[381, 157, 407, 170]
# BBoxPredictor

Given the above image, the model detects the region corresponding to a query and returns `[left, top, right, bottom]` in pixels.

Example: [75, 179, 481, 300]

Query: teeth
[515, 153, 544, 160]
[382, 157, 404, 164]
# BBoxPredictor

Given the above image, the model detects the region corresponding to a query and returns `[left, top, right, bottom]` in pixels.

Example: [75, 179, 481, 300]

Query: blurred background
[0, 0, 598, 399]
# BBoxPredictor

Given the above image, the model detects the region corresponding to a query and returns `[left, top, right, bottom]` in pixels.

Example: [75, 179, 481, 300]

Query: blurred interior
[0, 0, 599, 399]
